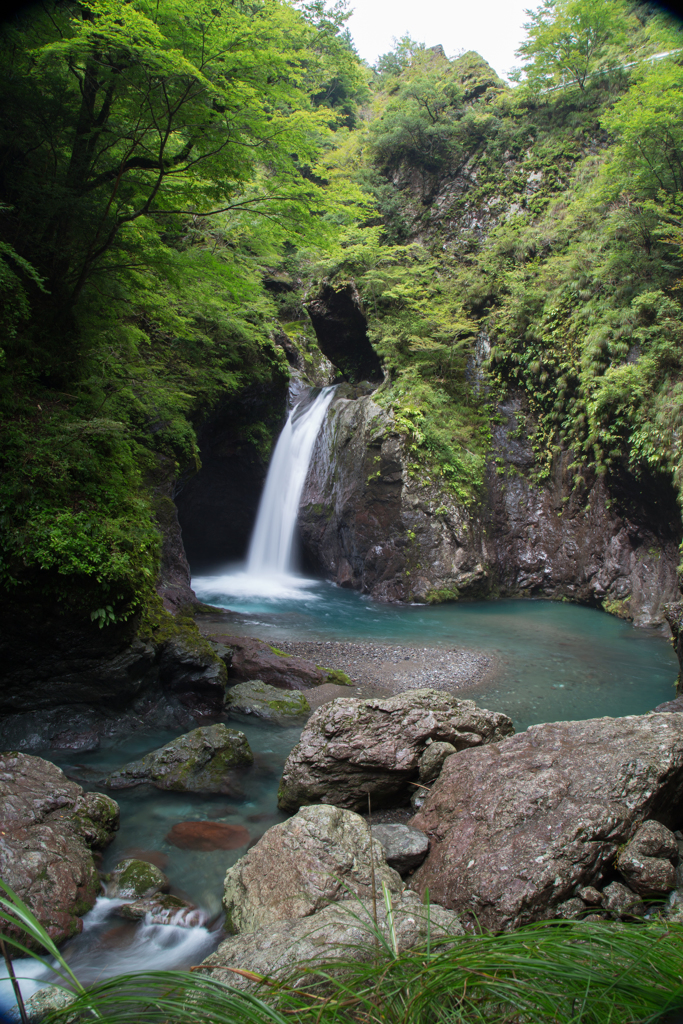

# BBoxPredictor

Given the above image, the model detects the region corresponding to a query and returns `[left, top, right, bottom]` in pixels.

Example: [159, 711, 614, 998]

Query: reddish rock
[409, 713, 683, 931]
[229, 638, 327, 690]
[166, 821, 250, 851]
[123, 848, 170, 870]
[0, 752, 119, 950]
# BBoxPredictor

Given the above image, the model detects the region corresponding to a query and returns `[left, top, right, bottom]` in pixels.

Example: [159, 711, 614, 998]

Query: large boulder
[277, 689, 514, 813]
[226, 679, 310, 723]
[409, 712, 683, 931]
[0, 752, 119, 948]
[105, 724, 253, 792]
[222, 805, 402, 934]
[200, 891, 463, 991]
[229, 638, 327, 690]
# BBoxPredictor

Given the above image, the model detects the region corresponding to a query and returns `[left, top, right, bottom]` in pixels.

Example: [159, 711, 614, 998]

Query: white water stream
[194, 385, 336, 600]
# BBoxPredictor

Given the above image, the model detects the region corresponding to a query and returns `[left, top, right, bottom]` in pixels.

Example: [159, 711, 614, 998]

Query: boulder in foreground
[222, 804, 402, 933]
[0, 751, 119, 948]
[105, 724, 253, 792]
[410, 713, 683, 931]
[200, 891, 463, 990]
[278, 689, 513, 812]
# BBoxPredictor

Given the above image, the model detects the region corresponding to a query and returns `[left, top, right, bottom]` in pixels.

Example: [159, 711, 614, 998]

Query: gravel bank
[196, 612, 495, 703]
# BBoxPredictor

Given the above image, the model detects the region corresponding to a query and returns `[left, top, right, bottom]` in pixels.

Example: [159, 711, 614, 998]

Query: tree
[0, 0, 349, 341]
[516, 0, 630, 92]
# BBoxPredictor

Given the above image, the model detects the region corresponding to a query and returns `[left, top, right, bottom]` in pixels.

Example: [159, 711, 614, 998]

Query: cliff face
[298, 388, 680, 626]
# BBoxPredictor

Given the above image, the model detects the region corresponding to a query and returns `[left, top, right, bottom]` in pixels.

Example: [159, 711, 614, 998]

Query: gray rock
[105, 724, 253, 793]
[577, 885, 603, 906]
[616, 820, 677, 896]
[554, 898, 586, 919]
[223, 804, 403, 934]
[226, 679, 310, 723]
[410, 713, 683, 931]
[199, 891, 464, 991]
[602, 881, 645, 918]
[297, 389, 678, 624]
[0, 752, 119, 950]
[24, 984, 76, 1021]
[278, 689, 514, 813]
[106, 858, 169, 899]
[372, 824, 429, 874]
[419, 741, 457, 783]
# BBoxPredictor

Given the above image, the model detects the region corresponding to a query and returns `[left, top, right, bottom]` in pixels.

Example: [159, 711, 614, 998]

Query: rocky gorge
[6, 684, 683, 1014]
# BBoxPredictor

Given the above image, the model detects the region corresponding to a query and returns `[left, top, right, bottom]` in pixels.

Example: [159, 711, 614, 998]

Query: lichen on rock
[278, 688, 513, 812]
[226, 679, 310, 723]
[105, 723, 253, 793]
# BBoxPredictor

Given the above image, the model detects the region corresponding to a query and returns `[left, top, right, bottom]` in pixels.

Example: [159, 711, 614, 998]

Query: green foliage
[516, 0, 636, 92]
[0, 0, 367, 621]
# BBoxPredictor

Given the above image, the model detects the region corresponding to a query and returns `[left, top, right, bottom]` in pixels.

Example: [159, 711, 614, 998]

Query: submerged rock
[0, 752, 119, 949]
[166, 821, 250, 851]
[372, 824, 429, 874]
[226, 679, 310, 722]
[105, 724, 253, 793]
[199, 891, 463, 991]
[222, 804, 402, 934]
[616, 820, 677, 897]
[106, 858, 170, 899]
[410, 712, 683, 931]
[277, 689, 513, 813]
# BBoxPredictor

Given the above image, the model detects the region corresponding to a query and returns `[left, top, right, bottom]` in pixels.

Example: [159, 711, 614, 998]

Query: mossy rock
[108, 858, 170, 899]
[226, 679, 311, 723]
[105, 724, 254, 793]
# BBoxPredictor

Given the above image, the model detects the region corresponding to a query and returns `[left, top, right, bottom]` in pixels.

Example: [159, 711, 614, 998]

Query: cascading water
[193, 385, 336, 601]
[247, 386, 336, 577]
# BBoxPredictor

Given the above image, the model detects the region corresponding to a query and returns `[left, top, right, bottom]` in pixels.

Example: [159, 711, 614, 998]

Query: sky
[345, 0, 541, 82]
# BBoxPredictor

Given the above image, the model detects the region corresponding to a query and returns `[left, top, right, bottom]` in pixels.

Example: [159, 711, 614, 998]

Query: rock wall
[175, 380, 287, 573]
[298, 387, 680, 626]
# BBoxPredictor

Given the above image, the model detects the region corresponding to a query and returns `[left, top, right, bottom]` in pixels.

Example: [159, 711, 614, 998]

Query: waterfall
[246, 386, 336, 577]
[191, 385, 335, 602]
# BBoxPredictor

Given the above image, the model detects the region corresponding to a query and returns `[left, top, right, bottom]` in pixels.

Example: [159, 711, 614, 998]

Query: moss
[323, 668, 354, 686]
[602, 597, 632, 621]
[269, 645, 292, 658]
[425, 587, 461, 605]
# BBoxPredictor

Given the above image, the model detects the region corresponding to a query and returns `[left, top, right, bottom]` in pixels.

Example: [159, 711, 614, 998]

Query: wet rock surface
[616, 820, 677, 896]
[278, 688, 513, 813]
[298, 389, 679, 624]
[200, 891, 463, 991]
[114, 894, 201, 924]
[106, 858, 170, 899]
[166, 821, 251, 851]
[409, 712, 683, 930]
[222, 804, 402, 934]
[105, 724, 253, 793]
[372, 824, 429, 874]
[0, 752, 119, 948]
[226, 679, 311, 722]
